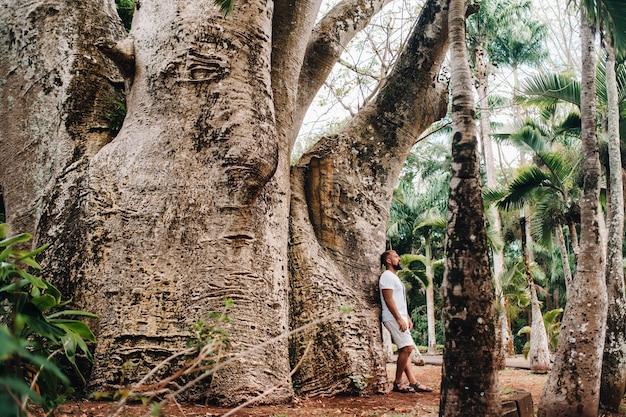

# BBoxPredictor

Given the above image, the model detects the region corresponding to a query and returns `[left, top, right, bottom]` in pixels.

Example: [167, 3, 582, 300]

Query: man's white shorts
[383, 319, 415, 350]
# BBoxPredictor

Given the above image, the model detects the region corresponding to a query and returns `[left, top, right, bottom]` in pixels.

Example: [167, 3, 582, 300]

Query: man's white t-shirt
[379, 270, 408, 323]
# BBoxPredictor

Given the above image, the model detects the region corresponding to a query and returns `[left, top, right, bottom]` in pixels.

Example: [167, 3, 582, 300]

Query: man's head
[381, 250, 402, 271]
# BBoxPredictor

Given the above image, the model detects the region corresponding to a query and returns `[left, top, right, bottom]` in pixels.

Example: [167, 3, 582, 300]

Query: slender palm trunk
[554, 224, 573, 290]
[439, 1, 500, 415]
[425, 261, 437, 355]
[600, 43, 626, 412]
[476, 45, 512, 362]
[538, 11, 608, 416]
[520, 217, 551, 374]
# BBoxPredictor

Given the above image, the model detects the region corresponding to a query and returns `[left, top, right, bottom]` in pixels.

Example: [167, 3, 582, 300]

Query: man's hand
[397, 317, 408, 332]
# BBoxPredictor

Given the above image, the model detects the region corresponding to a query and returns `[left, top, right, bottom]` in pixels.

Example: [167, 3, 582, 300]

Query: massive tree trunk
[82, 0, 293, 405]
[600, 43, 626, 413]
[0, 0, 451, 406]
[0, 0, 125, 293]
[538, 11, 608, 417]
[439, 0, 500, 416]
[290, 0, 450, 395]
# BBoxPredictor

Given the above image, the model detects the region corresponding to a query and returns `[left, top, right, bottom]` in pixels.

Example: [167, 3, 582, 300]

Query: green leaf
[47, 310, 98, 320]
[0, 245, 13, 263]
[213, 0, 235, 15]
[0, 223, 10, 239]
[0, 233, 32, 248]
[31, 294, 58, 311]
[53, 320, 97, 342]
[20, 314, 65, 342]
[0, 278, 30, 293]
[15, 255, 42, 270]
[16, 270, 47, 289]
[15, 243, 49, 264]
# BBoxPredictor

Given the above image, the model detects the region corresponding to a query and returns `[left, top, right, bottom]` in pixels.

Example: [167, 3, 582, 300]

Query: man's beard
[395, 263, 403, 270]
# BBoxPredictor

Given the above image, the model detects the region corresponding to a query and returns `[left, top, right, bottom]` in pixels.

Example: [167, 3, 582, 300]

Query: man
[379, 250, 432, 393]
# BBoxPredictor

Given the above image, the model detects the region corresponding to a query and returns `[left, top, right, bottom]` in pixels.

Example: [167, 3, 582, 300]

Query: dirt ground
[43, 360, 550, 417]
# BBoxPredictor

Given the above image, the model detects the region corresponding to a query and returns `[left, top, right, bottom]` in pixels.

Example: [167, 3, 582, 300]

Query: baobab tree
[0, 0, 451, 405]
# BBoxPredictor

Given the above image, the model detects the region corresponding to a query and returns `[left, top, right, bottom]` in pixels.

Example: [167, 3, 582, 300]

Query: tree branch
[95, 36, 135, 79]
[293, 0, 392, 141]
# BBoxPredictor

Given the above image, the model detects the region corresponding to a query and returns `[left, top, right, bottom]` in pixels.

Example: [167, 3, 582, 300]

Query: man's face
[389, 251, 402, 270]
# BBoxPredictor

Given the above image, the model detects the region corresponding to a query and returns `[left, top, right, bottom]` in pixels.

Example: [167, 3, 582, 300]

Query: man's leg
[403, 347, 433, 392]
[395, 345, 414, 383]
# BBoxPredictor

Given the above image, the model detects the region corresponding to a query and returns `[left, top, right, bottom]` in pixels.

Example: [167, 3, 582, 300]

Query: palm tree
[594, 1, 626, 411]
[439, 1, 500, 415]
[466, 1, 548, 362]
[487, 115, 585, 374]
[538, 5, 608, 415]
[409, 210, 445, 355]
[486, 135, 581, 292]
[498, 259, 531, 339]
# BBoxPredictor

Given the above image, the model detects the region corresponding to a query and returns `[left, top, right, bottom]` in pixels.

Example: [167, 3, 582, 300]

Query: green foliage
[187, 298, 232, 353]
[0, 224, 97, 414]
[115, 0, 135, 31]
[348, 374, 372, 393]
[517, 308, 563, 358]
[105, 99, 127, 137]
[411, 306, 443, 347]
[213, 0, 235, 16]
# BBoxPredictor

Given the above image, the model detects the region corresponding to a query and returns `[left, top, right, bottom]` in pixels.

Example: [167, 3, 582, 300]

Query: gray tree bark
[0, 0, 125, 295]
[538, 11, 608, 417]
[600, 43, 626, 412]
[475, 43, 512, 364]
[438, 0, 500, 415]
[0, 0, 451, 406]
[289, 0, 450, 394]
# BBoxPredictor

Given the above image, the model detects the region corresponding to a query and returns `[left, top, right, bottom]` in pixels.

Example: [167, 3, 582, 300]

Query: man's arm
[381, 289, 409, 332]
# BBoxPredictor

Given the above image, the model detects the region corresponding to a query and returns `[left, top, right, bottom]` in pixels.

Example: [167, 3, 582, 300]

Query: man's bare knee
[400, 345, 414, 354]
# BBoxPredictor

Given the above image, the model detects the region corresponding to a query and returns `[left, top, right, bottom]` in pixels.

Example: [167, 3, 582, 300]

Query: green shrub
[517, 308, 563, 358]
[0, 224, 97, 414]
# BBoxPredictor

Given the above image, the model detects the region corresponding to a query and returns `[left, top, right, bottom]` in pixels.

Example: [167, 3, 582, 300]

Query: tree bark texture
[538, 12, 608, 417]
[520, 217, 551, 374]
[80, 0, 295, 405]
[0, 0, 452, 406]
[438, 0, 500, 416]
[0, 0, 125, 294]
[600, 43, 626, 412]
[290, 0, 450, 394]
[476, 43, 511, 363]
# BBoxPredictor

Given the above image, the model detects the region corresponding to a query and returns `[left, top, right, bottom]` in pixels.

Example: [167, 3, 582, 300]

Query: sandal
[410, 382, 433, 392]
[393, 382, 415, 393]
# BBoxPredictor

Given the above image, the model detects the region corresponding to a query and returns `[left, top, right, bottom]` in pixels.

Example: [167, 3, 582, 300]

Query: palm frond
[553, 111, 581, 137]
[486, 207, 505, 252]
[508, 124, 549, 154]
[415, 208, 446, 230]
[535, 151, 572, 189]
[483, 186, 508, 206]
[498, 167, 550, 211]
[213, 0, 235, 15]
[517, 73, 581, 108]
